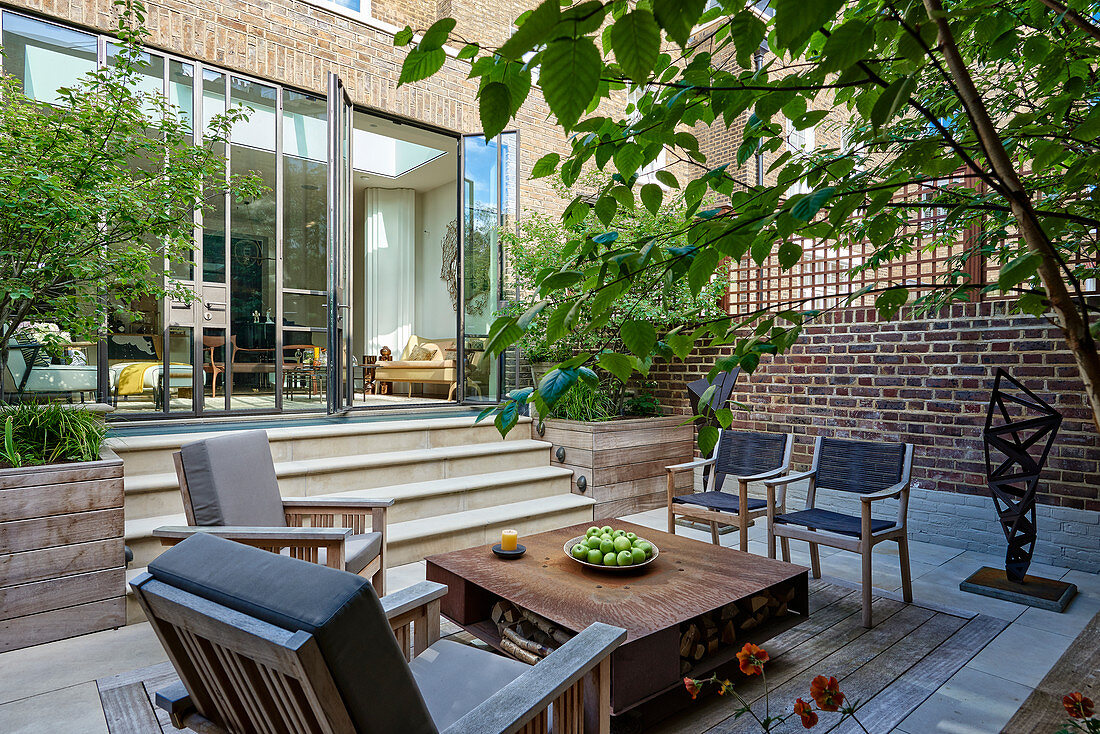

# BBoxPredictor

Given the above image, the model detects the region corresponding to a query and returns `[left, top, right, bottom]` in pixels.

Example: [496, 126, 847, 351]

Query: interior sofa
[374, 335, 458, 399]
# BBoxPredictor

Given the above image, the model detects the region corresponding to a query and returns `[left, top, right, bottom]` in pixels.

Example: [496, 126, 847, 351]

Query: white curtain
[364, 188, 416, 357]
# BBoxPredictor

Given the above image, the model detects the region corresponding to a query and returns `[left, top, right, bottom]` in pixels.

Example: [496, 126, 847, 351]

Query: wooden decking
[97, 579, 1007, 734]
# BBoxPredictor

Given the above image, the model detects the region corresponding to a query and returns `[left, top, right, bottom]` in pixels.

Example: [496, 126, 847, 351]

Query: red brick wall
[650, 301, 1100, 511]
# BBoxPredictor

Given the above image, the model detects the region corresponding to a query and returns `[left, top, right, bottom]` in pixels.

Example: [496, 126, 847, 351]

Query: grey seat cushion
[287, 531, 381, 575]
[410, 638, 529, 731]
[673, 491, 767, 514]
[149, 533, 437, 734]
[179, 430, 286, 528]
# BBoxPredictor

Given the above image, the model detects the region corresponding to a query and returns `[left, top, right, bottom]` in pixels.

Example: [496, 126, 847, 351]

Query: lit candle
[501, 529, 518, 551]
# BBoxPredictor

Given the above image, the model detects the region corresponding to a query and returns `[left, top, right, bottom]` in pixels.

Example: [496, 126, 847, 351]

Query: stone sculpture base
[960, 566, 1077, 612]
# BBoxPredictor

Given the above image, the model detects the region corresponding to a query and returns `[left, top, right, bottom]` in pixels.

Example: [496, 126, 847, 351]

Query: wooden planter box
[536, 416, 695, 520]
[0, 446, 126, 652]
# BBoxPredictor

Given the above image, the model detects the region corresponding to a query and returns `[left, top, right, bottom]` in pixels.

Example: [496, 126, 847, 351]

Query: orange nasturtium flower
[736, 643, 769, 676]
[1063, 692, 1095, 719]
[684, 677, 702, 700]
[793, 698, 819, 729]
[810, 675, 845, 712]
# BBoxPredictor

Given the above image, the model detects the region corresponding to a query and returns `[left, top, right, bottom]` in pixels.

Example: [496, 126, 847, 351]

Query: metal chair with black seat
[765, 436, 915, 628]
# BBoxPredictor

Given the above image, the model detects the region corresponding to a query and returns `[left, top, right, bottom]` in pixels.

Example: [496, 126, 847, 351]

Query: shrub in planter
[0, 402, 106, 468]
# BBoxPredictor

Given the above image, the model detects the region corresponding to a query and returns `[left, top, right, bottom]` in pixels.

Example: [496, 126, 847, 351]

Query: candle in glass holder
[500, 529, 518, 551]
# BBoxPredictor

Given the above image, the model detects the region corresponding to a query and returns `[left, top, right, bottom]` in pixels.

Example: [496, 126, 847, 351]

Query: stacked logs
[491, 600, 574, 665]
[678, 584, 797, 675]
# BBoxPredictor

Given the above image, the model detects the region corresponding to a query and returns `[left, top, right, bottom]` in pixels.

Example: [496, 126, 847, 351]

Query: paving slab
[896, 666, 1033, 734]
[965, 621, 1074, 688]
[0, 682, 108, 734]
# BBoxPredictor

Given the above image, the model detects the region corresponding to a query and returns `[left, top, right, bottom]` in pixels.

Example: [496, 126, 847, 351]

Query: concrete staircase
[110, 413, 591, 622]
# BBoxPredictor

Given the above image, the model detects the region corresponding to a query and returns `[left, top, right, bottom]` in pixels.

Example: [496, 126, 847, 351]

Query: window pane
[168, 61, 195, 281]
[462, 135, 500, 401]
[202, 71, 227, 284]
[1, 13, 97, 105]
[106, 44, 164, 115]
[283, 90, 327, 162]
[230, 76, 276, 152]
[283, 92, 328, 292]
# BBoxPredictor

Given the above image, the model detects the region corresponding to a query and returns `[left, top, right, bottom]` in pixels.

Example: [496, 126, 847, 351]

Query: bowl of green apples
[565, 525, 659, 572]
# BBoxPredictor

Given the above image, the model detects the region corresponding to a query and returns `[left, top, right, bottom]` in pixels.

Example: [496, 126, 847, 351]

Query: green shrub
[0, 403, 106, 468]
[549, 380, 617, 423]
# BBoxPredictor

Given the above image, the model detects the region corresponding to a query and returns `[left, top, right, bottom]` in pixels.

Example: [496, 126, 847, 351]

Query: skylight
[352, 129, 447, 177]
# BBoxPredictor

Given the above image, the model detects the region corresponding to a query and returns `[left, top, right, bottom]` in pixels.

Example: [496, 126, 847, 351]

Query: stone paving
[0, 507, 1095, 733]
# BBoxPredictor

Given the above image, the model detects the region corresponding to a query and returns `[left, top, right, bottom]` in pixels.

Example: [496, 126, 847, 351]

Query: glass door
[327, 73, 354, 413]
[459, 133, 518, 403]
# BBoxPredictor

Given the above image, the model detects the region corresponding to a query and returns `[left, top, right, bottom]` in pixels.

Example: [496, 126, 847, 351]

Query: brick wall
[651, 300, 1100, 511]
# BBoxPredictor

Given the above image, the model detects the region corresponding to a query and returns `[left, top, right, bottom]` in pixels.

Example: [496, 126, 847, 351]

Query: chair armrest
[442, 622, 627, 734]
[763, 469, 815, 487]
[859, 481, 909, 503]
[153, 525, 351, 544]
[381, 581, 448, 620]
[282, 497, 396, 509]
[666, 456, 715, 473]
[736, 467, 788, 482]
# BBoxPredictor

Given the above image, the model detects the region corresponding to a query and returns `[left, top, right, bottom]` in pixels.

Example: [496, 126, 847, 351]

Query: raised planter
[0, 446, 125, 652]
[536, 415, 694, 520]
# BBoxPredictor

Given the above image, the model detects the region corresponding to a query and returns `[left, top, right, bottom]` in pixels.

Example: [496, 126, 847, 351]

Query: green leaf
[531, 152, 560, 178]
[398, 47, 446, 86]
[457, 43, 480, 59]
[420, 18, 457, 49]
[563, 198, 591, 227]
[597, 352, 635, 383]
[655, 170, 679, 188]
[773, 0, 844, 51]
[777, 241, 803, 269]
[688, 247, 720, 295]
[517, 299, 550, 329]
[538, 368, 579, 408]
[611, 10, 661, 81]
[871, 76, 915, 130]
[666, 333, 696, 360]
[540, 270, 584, 295]
[485, 317, 523, 358]
[640, 183, 663, 214]
[819, 19, 873, 72]
[478, 82, 512, 140]
[714, 408, 733, 429]
[998, 253, 1041, 290]
[874, 287, 909, 320]
[541, 37, 602, 129]
[614, 144, 644, 178]
[790, 187, 834, 221]
[475, 405, 497, 424]
[620, 319, 658, 357]
[499, 0, 560, 59]
[394, 26, 414, 47]
[494, 399, 520, 437]
[594, 196, 618, 227]
[698, 425, 719, 458]
[654, 0, 706, 47]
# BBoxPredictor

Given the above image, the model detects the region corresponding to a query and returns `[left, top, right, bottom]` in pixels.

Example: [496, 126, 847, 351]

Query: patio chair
[131, 533, 626, 734]
[765, 436, 915, 628]
[666, 429, 794, 553]
[153, 429, 392, 595]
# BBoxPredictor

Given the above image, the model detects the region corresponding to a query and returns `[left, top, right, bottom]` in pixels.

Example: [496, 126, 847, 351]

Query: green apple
[600, 525, 613, 535]
[586, 526, 601, 538]
[603, 552, 618, 566]
[616, 550, 634, 566]
[626, 532, 637, 541]
[572, 543, 589, 560]
[587, 548, 604, 564]
[599, 539, 616, 555]
[631, 547, 647, 564]
[613, 536, 632, 553]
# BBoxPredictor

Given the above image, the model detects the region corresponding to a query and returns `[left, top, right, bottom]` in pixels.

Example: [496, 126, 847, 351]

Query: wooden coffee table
[425, 520, 808, 722]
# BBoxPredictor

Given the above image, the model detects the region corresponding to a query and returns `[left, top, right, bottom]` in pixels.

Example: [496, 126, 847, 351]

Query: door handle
[205, 301, 226, 311]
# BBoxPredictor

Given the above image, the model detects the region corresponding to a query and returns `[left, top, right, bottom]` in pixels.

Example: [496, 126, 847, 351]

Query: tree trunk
[923, 0, 1100, 436]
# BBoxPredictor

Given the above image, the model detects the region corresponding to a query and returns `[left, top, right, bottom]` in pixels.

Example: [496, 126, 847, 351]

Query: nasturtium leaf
[820, 19, 873, 72]
[620, 319, 658, 357]
[478, 82, 512, 139]
[598, 352, 635, 383]
[654, 0, 706, 48]
[531, 153, 560, 178]
[498, 0, 559, 59]
[541, 37, 602, 129]
[394, 26, 414, 47]
[640, 183, 663, 214]
[611, 9, 660, 82]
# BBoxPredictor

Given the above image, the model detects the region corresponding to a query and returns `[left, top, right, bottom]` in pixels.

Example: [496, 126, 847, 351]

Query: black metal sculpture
[983, 368, 1062, 583]
[686, 368, 740, 424]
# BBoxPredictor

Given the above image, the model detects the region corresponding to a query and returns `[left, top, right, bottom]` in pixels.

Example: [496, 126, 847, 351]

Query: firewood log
[520, 607, 573, 646]
[502, 626, 553, 657]
[501, 637, 541, 665]
[679, 624, 699, 658]
[721, 620, 737, 645]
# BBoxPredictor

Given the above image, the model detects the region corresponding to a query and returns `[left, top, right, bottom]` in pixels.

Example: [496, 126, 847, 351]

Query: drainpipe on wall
[754, 44, 766, 188]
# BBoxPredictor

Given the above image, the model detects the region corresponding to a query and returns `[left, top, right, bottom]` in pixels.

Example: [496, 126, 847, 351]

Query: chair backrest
[3, 346, 28, 389]
[176, 430, 287, 528]
[711, 429, 791, 492]
[133, 533, 437, 734]
[814, 437, 911, 494]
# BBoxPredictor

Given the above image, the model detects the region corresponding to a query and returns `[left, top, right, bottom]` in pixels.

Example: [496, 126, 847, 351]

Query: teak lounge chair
[765, 436, 915, 628]
[131, 533, 627, 734]
[666, 429, 794, 552]
[153, 430, 392, 594]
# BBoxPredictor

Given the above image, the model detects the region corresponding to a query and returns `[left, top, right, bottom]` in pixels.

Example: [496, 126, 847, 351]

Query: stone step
[109, 414, 531, 477]
[123, 439, 554, 521]
[124, 492, 594, 624]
